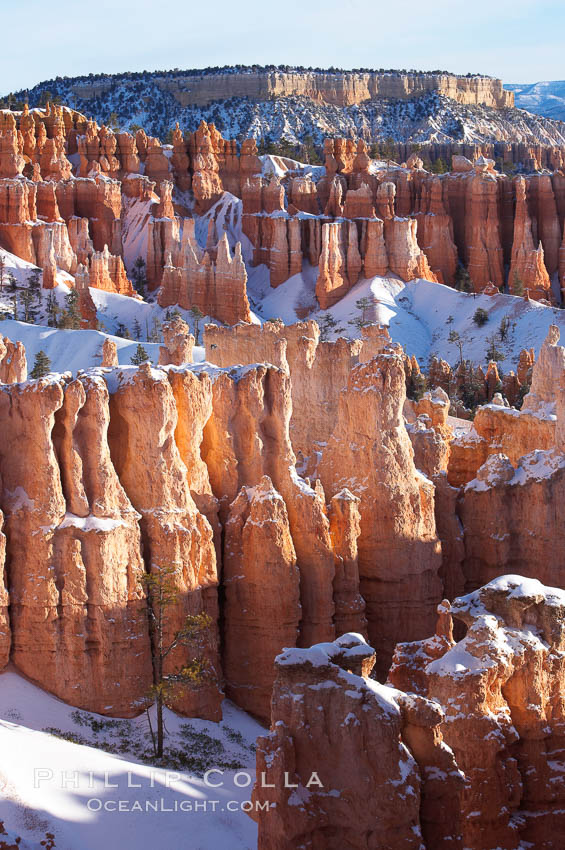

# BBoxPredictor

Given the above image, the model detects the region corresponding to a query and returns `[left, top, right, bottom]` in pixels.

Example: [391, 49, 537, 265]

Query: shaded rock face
[251, 633, 463, 850]
[253, 577, 565, 850]
[389, 576, 565, 850]
[0, 374, 153, 716]
[510, 176, 551, 299]
[223, 476, 301, 721]
[107, 364, 223, 720]
[318, 354, 442, 676]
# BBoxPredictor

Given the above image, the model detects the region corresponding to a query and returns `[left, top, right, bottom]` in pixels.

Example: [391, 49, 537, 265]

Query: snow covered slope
[0, 671, 262, 850]
[507, 80, 565, 122]
[251, 270, 565, 371]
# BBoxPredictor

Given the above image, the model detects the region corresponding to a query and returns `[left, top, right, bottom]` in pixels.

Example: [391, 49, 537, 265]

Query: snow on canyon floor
[0, 670, 263, 849]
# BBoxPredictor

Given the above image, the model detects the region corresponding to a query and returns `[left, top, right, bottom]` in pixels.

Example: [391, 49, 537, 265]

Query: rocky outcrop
[0, 374, 153, 715]
[223, 476, 301, 721]
[157, 223, 252, 325]
[107, 363, 223, 720]
[188, 122, 223, 214]
[100, 338, 118, 367]
[385, 217, 438, 283]
[0, 337, 27, 383]
[390, 577, 565, 849]
[0, 112, 25, 178]
[88, 245, 134, 295]
[204, 321, 288, 371]
[509, 177, 552, 300]
[328, 489, 367, 637]
[251, 632, 463, 850]
[252, 575, 565, 850]
[318, 354, 442, 676]
[158, 317, 194, 366]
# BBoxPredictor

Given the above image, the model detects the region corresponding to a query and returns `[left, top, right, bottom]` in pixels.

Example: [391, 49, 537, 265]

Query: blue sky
[0, 0, 563, 93]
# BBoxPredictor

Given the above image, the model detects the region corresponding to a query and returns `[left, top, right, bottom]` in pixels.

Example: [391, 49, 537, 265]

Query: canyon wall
[69, 70, 514, 109]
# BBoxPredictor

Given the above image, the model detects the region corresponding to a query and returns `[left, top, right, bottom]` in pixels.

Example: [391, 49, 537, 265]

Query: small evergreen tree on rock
[130, 343, 150, 365]
[30, 350, 51, 379]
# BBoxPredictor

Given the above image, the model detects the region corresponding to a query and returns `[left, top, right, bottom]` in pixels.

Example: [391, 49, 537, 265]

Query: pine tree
[486, 335, 503, 362]
[20, 286, 39, 324]
[512, 271, 524, 296]
[473, 308, 489, 327]
[189, 306, 204, 344]
[131, 257, 147, 298]
[142, 565, 211, 759]
[130, 343, 150, 365]
[46, 291, 59, 327]
[318, 313, 345, 341]
[454, 264, 472, 293]
[149, 316, 162, 343]
[0, 253, 6, 292]
[30, 350, 51, 379]
[448, 330, 464, 365]
[348, 297, 373, 331]
[59, 288, 82, 329]
[133, 318, 142, 340]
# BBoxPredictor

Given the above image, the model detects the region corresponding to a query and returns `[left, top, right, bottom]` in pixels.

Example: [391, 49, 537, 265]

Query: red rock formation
[415, 176, 458, 285]
[315, 222, 349, 308]
[362, 218, 388, 278]
[64, 218, 92, 266]
[188, 122, 223, 214]
[170, 124, 191, 191]
[55, 176, 123, 254]
[384, 217, 438, 282]
[153, 180, 175, 219]
[510, 176, 552, 301]
[107, 363, 222, 719]
[0, 112, 25, 178]
[289, 175, 319, 214]
[158, 317, 194, 366]
[343, 184, 375, 219]
[100, 338, 118, 367]
[88, 245, 134, 296]
[391, 577, 565, 849]
[158, 228, 252, 325]
[204, 320, 288, 371]
[252, 633, 463, 850]
[73, 264, 98, 329]
[144, 137, 171, 185]
[0, 374, 153, 715]
[560, 220, 565, 300]
[328, 489, 367, 637]
[0, 507, 8, 670]
[167, 368, 221, 552]
[517, 347, 535, 386]
[0, 337, 27, 383]
[319, 354, 442, 676]
[117, 132, 141, 175]
[528, 174, 561, 276]
[376, 181, 396, 219]
[223, 476, 301, 721]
